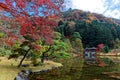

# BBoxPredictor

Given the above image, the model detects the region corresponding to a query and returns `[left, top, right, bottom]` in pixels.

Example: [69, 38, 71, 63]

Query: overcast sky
[71, 0, 120, 19]
[72, 0, 105, 13]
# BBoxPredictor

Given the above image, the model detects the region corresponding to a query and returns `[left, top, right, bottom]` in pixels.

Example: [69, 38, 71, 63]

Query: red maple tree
[97, 43, 105, 52]
[0, 0, 64, 67]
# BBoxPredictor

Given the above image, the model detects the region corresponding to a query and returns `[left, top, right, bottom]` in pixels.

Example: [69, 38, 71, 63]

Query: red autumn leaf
[0, 2, 8, 10]
[98, 61, 106, 67]
[5, 38, 14, 46]
[0, 0, 63, 49]
[98, 44, 105, 49]
[34, 45, 41, 51]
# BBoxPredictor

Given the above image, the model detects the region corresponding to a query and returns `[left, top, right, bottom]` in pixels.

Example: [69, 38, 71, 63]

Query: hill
[57, 9, 120, 49]
[62, 9, 120, 25]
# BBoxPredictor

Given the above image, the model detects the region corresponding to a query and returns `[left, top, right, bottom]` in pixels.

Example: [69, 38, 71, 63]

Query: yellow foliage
[86, 20, 91, 23]
[68, 21, 75, 28]
[35, 43, 50, 54]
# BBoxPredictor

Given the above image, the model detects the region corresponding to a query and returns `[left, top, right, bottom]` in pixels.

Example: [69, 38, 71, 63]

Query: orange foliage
[98, 61, 106, 67]
[0, 2, 8, 10]
[0, 0, 64, 46]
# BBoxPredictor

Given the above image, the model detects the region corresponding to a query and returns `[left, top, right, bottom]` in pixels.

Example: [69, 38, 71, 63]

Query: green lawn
[0, 57, 62, 80]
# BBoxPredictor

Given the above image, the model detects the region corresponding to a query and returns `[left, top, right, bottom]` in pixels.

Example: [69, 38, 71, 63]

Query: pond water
[29, 56, 120, 80]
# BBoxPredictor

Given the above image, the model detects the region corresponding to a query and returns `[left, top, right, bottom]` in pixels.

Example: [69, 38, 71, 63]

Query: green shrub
[0, 48, 12, 56]
[103, 46, 110, 53]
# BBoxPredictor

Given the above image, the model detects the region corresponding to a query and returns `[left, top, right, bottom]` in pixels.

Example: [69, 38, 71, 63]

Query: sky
[71, 0, 105, 13]
[70, 0, 120, 19]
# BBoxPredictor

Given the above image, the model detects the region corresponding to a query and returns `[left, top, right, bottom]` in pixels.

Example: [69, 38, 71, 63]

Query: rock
[14, 69, 33, 80]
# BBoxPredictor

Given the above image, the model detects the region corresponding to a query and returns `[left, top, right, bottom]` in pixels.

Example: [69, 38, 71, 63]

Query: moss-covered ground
[0, 57, 62, 80]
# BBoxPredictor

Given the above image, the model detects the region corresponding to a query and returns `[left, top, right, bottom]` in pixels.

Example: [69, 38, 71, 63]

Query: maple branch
[41, 45, 52, 63]
[0, 2, 30, 17]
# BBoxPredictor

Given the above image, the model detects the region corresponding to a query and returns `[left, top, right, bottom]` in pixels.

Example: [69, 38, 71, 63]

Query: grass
[0, 57, 62, 80]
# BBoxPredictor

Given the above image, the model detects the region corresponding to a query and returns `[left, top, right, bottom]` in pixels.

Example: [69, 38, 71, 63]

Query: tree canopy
[0, 0, 64, 46]
[0, 0, 64, 67]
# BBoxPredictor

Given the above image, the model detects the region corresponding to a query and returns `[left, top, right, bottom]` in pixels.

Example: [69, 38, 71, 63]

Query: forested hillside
[57, 9, 120, 50]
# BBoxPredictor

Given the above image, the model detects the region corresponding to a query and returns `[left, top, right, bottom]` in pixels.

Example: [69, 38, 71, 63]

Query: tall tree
[71, 32, 83, 53]
[50, 32, 71, 59]
[82, 25, 113, 48]
[0, 0, 64, 67]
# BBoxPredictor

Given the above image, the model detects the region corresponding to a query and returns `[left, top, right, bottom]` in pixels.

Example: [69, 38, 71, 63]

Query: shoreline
[0, 57, 62, 80]
[96, 53, 120, 56]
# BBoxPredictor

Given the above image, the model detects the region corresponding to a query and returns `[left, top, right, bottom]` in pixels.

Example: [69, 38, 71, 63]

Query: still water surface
[29, 56, 120, 80]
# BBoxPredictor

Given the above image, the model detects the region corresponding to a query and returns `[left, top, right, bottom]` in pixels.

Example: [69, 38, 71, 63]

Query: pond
[29, 56, 120, 80]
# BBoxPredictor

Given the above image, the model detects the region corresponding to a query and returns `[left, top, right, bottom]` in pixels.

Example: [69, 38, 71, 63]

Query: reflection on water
[29, 56, 120, 80]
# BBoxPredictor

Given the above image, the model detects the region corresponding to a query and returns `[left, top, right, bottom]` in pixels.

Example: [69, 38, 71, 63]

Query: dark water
[29, 56, 120, 80]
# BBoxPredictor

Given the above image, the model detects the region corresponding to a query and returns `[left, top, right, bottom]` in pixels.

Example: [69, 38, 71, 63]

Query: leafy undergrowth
[0, 57, 62, 80]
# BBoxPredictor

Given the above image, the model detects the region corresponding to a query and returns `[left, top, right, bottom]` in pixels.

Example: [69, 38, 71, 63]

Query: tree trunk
[41, 45, 51, 63]
[18, 48, 31, 68]
[41, 52, 45, 63]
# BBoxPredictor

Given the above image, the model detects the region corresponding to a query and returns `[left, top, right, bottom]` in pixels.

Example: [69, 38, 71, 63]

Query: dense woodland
[57, 9, 120, 51]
